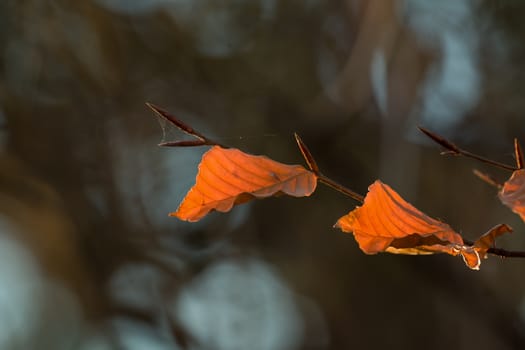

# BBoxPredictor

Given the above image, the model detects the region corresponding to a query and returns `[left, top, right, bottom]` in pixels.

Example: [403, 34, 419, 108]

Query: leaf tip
[146, 102, 163, 115]
[333, 219, 342, 230]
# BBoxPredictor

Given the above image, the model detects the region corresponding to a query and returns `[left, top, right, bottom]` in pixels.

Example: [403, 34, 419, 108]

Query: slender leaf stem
[456, 149, 517, 171]
[463, 239, 525, 258]
[472, 169, 502, 189]
[318, 174, 365, 203]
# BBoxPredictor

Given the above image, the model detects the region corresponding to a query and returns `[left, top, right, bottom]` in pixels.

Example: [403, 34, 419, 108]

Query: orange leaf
[474, 224, 513, 259]
[499, 169, 525, 222]
[173, 145, 318, 222]
[334, 181, 481, 269]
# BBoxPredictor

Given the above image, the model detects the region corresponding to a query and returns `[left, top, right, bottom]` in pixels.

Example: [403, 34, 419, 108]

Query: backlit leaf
[334, 180, 481, 269]
[499, 169, 525, 222]
[173, 145, 317, 221]
[474, 224, 513, 259]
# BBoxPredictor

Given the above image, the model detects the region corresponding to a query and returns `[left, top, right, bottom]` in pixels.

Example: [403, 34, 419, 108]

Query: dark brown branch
[485, 246, 525, 258]
[418, 126, 518, 171]
[146, 103, 224, 147]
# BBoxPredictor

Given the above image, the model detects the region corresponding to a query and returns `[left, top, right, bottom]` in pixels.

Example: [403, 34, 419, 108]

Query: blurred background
[1, 0, 525, 349]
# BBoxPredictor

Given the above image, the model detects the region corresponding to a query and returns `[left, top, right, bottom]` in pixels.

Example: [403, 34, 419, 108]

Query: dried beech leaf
[334, 180, 481, 269]
[173, 145, 317, 221]
[460, 247, 481, 270]
[499, 169, 525, 222]
[334, 181, 463, 253]
[474, 224, 513, 259]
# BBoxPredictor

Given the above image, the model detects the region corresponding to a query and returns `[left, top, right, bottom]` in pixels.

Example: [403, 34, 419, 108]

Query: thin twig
[514, 138, 524, 169]
[463, 239, 525, 258]
[146, 103, 224, 147]
[472, 169, 503, 189]
[486, 246, 525, 258]
[418, 126, 518, 171]
[158, 140, 208, 147]
[294, 133, 364, 202]
[318, 175, 365, 203]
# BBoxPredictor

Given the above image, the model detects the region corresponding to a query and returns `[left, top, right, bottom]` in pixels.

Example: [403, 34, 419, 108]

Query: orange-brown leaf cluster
[151, 105, 519, 270]
[334, 181, 512, 270]
[167, 144, 514, 270]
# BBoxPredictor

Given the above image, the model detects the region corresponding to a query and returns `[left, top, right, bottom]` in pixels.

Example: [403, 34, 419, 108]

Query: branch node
[146, 103, 222, 147]
[294, 133, 320, 173]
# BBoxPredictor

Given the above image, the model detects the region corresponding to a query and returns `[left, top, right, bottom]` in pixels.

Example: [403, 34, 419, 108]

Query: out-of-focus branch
[418, 126, 518, 171]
